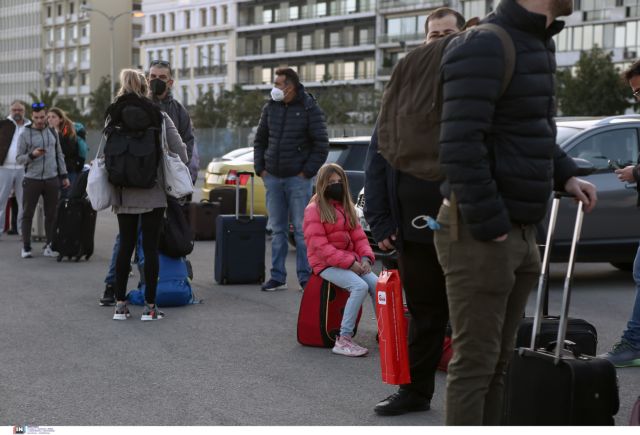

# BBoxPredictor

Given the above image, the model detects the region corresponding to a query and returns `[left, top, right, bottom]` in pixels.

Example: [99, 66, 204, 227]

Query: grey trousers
[21, 177, 59, 249]
[0, 168, 24, 234]
[434, 202, 540, 425]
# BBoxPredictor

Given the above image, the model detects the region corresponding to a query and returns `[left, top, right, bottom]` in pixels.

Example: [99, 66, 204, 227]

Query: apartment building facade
[0, 0, 42, 110]
[41, 0, 143, 112]
[235, 0, 377, 90]
[137, 0, 236, 107]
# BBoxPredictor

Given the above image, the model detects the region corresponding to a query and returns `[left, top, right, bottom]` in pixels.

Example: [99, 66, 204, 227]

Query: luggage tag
[411, 215, 441, 231]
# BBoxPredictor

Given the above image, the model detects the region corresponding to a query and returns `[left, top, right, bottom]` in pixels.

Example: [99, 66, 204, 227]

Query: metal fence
[84, 124, 374, 169]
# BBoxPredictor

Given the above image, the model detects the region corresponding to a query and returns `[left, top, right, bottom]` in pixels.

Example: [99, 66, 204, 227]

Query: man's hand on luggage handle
[564, 177, 597, 213]
[615, 166, 635, 183]
[61, 178, 70, 189]
[378, 234, 396, 251]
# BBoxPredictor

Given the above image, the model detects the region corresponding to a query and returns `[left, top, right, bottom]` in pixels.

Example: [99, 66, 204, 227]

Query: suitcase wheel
[74, 256, 81, 262]
[56, 255, 62, 262]
[85, 254, 91, 261]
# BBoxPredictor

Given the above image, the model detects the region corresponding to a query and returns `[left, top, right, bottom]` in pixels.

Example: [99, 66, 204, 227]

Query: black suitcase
[208, 186, 247, 214]
[214, 172, 266, 285]
[188, 201, 220, 241]
[52, 197, 97, 262]
[504, 193, 619, 425]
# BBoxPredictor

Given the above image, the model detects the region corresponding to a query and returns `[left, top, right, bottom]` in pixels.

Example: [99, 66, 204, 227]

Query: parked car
[355, 115, 640, 270]
[203, 137, 372, 226]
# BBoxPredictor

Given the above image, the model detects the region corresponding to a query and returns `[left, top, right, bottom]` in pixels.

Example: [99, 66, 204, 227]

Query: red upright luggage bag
[297, 274, 362, 348]
[376, 270, 411, 385]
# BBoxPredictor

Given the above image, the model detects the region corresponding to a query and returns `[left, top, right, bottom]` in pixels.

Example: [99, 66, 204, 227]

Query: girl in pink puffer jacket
[303, 163, 377, 357]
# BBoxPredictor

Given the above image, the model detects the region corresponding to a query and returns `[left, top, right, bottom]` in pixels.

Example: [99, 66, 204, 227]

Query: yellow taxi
[201, 147, 268, 215]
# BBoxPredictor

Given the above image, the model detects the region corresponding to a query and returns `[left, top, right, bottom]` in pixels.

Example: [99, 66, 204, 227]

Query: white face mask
[271, 87, 285, 102]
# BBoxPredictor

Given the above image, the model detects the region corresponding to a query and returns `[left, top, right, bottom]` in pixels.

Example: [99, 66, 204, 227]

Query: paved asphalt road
[0, 185, 639, 426]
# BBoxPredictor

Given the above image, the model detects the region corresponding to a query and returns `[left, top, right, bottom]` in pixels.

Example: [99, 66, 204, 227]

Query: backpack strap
[475, 23, 516, 97]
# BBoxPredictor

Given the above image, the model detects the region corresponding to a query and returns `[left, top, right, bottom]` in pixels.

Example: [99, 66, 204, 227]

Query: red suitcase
[297, 274, 362, 348]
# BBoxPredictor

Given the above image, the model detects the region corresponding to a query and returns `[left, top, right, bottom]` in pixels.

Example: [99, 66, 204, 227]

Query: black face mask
[150, 78, 168, 96]
[325, 183, 344, 201]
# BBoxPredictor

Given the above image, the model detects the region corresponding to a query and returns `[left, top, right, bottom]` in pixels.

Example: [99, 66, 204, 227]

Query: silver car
[355, 115, 640, 270]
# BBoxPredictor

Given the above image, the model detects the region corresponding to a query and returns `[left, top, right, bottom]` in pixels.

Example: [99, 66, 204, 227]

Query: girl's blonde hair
[48, 107, 76, 139]
[314, 163, 358, 229]
[115, 69, 148, 99]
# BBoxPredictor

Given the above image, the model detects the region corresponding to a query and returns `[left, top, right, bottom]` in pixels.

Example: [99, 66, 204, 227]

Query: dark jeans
[21, 177, 59, 250]
[115, 208, 164, 304]
[397, 240, 449, 399]
[60, 171, 78, 199]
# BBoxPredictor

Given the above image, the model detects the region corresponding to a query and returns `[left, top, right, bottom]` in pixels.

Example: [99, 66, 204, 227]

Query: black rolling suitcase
[504, 193, 619, 425]
[52, 198, 97, 262]
[214, 172, 266, 285]
[188, 201, 220, 240]
[208, 186, 247, 214]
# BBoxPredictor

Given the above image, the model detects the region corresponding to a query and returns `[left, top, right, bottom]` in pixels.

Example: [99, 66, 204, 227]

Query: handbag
[159, 196, 195, 258]
[161, 119, 193, 199]
[86, 135, 116, 211]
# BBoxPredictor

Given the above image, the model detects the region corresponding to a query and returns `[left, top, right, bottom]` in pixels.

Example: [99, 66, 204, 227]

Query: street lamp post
[80, 5, 144, 101]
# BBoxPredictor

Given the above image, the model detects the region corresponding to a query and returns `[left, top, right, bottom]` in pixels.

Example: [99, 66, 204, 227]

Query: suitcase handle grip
[545, 339, 580, 359]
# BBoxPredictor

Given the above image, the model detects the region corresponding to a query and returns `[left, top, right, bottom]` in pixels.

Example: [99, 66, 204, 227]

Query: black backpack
[104, 105, 161, 189]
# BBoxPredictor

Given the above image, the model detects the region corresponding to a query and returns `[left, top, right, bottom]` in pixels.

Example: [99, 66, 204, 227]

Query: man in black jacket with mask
[254, 68, 328, 292]
[435, 0, 597, 425]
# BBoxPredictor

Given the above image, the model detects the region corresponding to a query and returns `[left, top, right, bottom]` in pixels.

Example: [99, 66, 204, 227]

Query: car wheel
[610, 262, 633, 272]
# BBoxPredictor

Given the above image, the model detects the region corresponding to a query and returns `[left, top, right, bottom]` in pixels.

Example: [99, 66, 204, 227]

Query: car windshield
[557, 126, 584, 146]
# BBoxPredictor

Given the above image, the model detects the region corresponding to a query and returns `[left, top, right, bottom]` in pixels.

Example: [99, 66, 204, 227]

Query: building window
[151, 15, 157, 33]
[69, 2, 75, 15]
[168, 48, 174, 65]
[197, 84, 204, 98]
[58, 4, 63, 16]
[344, 61, 355, 80]
[275, 37, 286, 53]
[181, 47, 189, 67]
[301, 34, 312, 50]
[346, 0, 356, 13]
[147, 51, 154, 67]
[81, 24, 89, 38]
[290, 5, 299, 20]
[185, 10, 191, 28]
[169, 13, 175, 31]
[198, 46, 206, 67]
[211, 7, 217, 25]
[200, 8, 207, 27]
[81, 47, 89, 62]
[317, 2, 327, 17]
[262, 67, 272, 84]
[329, 31, 341, 48]
[80, 73, 88, 86]
[47, 6, 52, 18]
[220, 45, 226, 64]
[222, 5, 228, 24]
[315, 64, 326, 81]
[263, 8, 273, 24]
[182, 86, 189, 106]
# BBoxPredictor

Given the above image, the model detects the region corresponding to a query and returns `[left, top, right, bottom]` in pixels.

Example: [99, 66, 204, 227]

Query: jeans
[263, 174, 312, 284]
[60, 171, 78, 199]
[319, 267, 378, 337]
[105, 227, 144, 285]
[622, 243, 640, 347]
[434, 203, 540, 425]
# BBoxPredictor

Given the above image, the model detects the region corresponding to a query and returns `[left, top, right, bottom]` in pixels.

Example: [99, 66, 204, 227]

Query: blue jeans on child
[319, 267, 378, 337]
[623, 243, 640, 347]
[263, 174, 312, 285]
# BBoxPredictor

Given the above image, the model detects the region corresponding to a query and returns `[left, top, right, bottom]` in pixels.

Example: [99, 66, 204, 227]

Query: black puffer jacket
[254, 84, 328, 178]
[439, 0, 577, 241]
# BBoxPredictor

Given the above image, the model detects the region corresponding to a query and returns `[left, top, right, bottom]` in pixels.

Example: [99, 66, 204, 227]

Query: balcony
[239, 3, 375, 27]
[238, 37, 375, 61]
[378, 0, 450, 12]
[377, 66, 394, 76]
[240, 71, 376, 88]
[193, 64, 228, 77]
[377, 32, 424, 44]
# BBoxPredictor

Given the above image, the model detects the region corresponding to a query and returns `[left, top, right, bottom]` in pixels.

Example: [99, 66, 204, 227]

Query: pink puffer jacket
[303, 199, 375, 275]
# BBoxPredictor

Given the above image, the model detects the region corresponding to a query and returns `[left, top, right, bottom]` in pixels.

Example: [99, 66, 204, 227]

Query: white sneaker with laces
[43, 244, 59, 257]
[21, 248, 33, 259]
[332, 335, 368, 357]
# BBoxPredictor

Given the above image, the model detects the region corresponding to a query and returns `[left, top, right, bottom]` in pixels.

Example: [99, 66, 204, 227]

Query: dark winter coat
[59, 132, 84, 173]
[254, 84, 329, 179]
[439, 0, 578, 241]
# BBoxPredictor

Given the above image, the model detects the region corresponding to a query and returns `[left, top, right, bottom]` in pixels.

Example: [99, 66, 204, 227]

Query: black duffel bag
[159, 196, 194, 258]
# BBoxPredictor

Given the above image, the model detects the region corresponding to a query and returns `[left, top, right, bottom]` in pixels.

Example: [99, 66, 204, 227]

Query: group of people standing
[0, 100, 85, 259]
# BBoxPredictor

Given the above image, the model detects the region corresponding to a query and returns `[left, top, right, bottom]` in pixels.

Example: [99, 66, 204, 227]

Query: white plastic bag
[161, 120, 194, 198]
[86, 136, 116, 211]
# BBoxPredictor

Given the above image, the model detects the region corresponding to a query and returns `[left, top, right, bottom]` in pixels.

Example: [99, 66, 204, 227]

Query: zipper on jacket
[276, 104, 288, 177]
[40, 129, 46, 180]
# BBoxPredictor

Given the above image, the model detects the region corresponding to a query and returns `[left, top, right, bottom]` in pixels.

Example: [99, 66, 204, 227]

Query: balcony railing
[239, 3, 375, 27]
[240, 71, 376, 86]
[238, 37, 375, 57]
[194, 65, 228, 77]
[377, 32, 424, 44]
[378, 0, 450, 10]
[377, 66, 394, 76]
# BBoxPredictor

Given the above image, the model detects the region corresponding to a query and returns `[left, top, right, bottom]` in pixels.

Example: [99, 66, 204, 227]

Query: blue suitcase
[214, 172, 266, 285]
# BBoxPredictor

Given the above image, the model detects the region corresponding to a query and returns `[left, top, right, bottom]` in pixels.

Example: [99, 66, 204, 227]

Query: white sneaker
[43, 244, 59, 257]
[332, 335, 368, 357]
[21, 248, 33, 259]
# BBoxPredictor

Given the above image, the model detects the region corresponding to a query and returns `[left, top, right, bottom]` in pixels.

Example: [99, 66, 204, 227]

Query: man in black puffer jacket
[254, 68, 328, 292]
[433, 0, 597, 425]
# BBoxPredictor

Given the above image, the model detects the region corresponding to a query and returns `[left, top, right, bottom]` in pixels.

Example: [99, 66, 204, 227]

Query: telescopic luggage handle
[235, 171, 255, 220]
[530, 192, 585, 363]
